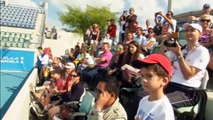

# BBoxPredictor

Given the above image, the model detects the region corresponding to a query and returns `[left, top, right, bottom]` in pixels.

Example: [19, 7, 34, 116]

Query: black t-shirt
[61, 82, 84, 103]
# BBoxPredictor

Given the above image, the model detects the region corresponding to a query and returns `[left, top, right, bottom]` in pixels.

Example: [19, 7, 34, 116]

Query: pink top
[63, 76, 72, 91]
[55, 78, 64, 91]
[96, 50, 113, 68]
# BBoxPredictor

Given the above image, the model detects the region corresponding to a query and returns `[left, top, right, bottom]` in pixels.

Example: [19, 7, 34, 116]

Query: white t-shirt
[144, 37, 156, 50]
[166, 45, 210, 88]
[135, 95, 174, 120]
[38, 54, 49, 65]
[120, 21, 126, 34]
[85, 53, 94, 65]
[133, 35, 147, 46]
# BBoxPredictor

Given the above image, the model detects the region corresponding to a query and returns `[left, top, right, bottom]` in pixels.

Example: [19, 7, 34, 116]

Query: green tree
[59, 5, 117, 35]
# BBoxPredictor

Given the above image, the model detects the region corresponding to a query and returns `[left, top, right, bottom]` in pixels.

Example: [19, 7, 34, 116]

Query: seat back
[79, 88, 86, 103]
[175, 70, 209, 119]
[79, 92, 95, 113]
[200, 70, 209, 89]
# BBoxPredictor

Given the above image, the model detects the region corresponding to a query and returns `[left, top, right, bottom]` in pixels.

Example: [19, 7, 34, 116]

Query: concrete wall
[2, 68, 37, 120]
[42, 30, 84, 57]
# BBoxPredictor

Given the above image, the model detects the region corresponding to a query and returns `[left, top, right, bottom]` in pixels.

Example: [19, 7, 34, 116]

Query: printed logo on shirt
[137, 109, 154, 120]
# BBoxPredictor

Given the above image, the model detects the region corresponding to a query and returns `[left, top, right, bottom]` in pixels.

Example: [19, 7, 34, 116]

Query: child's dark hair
[143, 64, 170, 78]
[37, 47, 43, 50]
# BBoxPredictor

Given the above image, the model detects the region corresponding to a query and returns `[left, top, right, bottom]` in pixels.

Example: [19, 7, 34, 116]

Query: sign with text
[0, 49, 34, 71]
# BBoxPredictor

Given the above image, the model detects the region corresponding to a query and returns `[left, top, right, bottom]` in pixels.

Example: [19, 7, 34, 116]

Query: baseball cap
[65, 62, 75, 69]
[132, 54, 172, 76]
[183, 23, 203, 33]
[203, 3, 210, 9]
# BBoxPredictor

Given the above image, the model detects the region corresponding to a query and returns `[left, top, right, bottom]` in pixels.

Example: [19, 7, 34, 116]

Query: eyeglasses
[200, 19, 211, 23]
[70, 74, 78, 78]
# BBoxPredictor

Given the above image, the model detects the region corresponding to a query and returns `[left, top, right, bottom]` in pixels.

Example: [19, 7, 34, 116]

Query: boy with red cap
[132, 54, 174, 120]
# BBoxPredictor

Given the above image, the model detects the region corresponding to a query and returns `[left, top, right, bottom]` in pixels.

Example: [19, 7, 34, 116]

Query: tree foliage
[59, 5, 117, 34]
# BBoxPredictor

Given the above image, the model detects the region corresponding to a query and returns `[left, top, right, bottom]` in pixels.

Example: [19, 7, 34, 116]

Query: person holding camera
[159, 23, 210, 108]
[154, 11, 177, 43]
[125, 7, 138, 38]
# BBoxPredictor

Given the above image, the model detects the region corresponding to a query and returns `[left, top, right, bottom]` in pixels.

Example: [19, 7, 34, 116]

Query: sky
[6, 0, 213, 29]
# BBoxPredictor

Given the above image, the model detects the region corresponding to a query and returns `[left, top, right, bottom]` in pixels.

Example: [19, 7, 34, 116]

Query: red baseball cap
[132, 54, 172, 76]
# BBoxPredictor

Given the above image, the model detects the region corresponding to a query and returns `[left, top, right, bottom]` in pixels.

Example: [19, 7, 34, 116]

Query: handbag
[58, 104, 77, 120]
[122, 69, 138, 85]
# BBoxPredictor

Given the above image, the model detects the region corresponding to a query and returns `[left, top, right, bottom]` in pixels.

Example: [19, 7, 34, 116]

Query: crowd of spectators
[31, 3, 213, 120]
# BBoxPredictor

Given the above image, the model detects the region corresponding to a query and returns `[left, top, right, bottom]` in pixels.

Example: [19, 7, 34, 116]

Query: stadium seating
[0, 4, 40, 29]
[0, 31, 32, 48]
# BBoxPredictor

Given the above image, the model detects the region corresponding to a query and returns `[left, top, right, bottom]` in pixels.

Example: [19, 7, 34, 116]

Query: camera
[155, 12, 160, 16]
[131, 76, 142, 87]
[163, 38, 177, 47]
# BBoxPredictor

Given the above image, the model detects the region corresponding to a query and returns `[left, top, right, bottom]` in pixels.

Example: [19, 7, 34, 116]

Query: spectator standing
[125, 7, 137, 38]
[119, 15, 126, 43]
[51, 26, 57, 39]
[154, 11, 177, 43]
[37, 48, 51, 86]
[133, 54, 174, 120]
[107, 19, 117, 45]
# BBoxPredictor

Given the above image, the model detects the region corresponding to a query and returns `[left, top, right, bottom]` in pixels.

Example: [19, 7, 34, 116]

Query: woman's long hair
[123, 41, 141, 65]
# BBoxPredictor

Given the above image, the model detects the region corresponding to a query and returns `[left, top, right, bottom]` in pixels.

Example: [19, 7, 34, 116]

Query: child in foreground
[132, 54, 174, 120]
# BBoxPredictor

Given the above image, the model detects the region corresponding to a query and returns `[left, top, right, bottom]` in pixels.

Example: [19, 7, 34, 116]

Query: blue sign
[0, 49, 35, 71]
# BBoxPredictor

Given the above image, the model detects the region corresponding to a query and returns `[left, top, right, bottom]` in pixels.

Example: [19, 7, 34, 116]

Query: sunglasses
[70, 74, 78, 78]
[200, 19, 211, 23]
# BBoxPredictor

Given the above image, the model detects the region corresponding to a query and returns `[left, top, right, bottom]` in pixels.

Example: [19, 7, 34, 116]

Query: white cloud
[5, 0, 213, 29]
[50, 0, 125, 12]
[172, 0, 213, 14]
[6, 0, 37, 8]
[45, 0, 213, 29]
